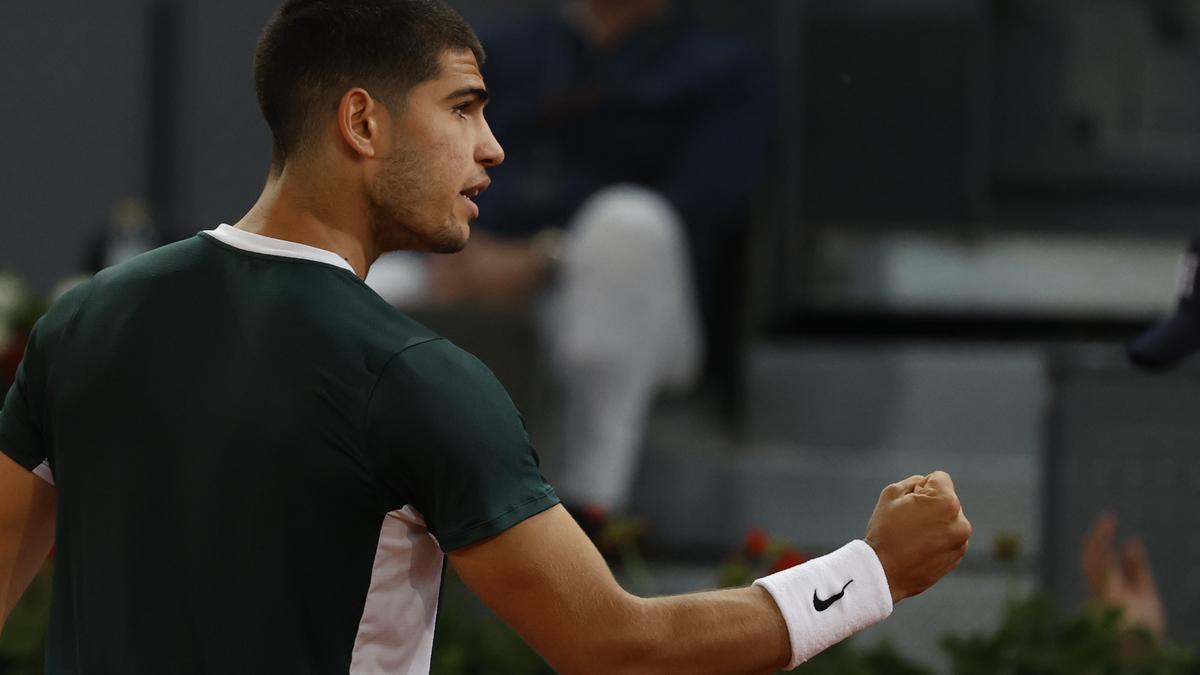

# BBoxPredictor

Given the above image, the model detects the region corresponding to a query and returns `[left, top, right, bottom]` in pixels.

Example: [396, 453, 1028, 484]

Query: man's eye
[453, 105, 470, 119]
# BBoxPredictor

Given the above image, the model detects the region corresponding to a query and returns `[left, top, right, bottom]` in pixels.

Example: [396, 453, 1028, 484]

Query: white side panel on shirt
[33, 460, 54, 485]
[350, 505, 444, 675]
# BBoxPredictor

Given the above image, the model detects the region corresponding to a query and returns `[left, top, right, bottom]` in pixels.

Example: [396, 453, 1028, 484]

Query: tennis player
[0, 1, 971, 672]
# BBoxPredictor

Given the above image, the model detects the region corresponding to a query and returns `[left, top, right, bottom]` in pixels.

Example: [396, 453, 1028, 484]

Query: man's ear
[336, 88, 387, 160]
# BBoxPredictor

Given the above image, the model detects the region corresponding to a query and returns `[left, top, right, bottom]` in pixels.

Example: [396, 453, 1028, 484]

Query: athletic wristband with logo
[753, 539, 893, 669]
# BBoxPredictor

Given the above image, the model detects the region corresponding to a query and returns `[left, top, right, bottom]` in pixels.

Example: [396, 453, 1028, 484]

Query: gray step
[633, 442, 1039, 562]
[743, 341, 1048, 455]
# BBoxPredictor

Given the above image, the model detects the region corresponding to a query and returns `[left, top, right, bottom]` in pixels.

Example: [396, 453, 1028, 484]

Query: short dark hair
[254, 0, 484, 169]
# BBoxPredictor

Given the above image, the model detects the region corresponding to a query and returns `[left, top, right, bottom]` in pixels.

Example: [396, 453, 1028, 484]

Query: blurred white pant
[368, 185, 702, 511]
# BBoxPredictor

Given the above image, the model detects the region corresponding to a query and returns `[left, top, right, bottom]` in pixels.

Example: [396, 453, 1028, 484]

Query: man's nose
[478, 120, 505, 167]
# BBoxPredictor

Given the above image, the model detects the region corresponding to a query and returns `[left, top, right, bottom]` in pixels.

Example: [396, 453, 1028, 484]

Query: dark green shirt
[0, 226, 558, 674]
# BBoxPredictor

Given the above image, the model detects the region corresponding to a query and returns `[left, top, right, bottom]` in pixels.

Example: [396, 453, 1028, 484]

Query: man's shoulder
[59, 236, 442, 352]
[389, 336, 491, 383]
[107, 235, 211, 275]
[377, 336, 511, 409]
[32, 238, 208, 330]
[80, 235, 221, 300]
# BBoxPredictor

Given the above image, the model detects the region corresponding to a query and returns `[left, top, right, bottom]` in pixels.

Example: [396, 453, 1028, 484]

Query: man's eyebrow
[444, 87, 490, 104]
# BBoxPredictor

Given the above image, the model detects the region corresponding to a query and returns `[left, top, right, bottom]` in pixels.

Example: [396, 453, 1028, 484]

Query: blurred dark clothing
[474, 9, 775, 382]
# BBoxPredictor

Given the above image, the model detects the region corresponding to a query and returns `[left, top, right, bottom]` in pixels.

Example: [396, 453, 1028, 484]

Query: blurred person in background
[368, 0, 775, 530]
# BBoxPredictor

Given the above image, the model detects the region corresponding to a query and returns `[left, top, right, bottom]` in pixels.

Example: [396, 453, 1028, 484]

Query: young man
[0, 1, 971, 673]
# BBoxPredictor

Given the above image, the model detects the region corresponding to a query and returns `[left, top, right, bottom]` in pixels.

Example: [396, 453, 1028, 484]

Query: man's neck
[233, 167, 377, 280]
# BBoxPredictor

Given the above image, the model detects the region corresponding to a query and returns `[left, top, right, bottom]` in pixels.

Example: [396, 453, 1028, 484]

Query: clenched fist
[864, 471, 972, 604]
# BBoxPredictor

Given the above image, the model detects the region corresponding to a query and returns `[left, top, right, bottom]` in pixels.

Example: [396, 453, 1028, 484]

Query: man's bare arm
[450, 472, 970, 674]
[450, 505, 791, 675]
[0, 451, 56, 628]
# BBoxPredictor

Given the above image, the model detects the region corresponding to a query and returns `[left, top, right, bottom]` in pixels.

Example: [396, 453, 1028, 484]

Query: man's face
[368, 48, 504, 254]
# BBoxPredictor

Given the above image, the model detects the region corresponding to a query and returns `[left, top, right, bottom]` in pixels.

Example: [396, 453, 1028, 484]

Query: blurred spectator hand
[427, 234, 550, 308]
[1082, 512, 1167, 638]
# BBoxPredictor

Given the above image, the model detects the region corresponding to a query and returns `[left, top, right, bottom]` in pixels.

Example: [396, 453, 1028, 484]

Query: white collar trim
[204, 224, 356, 274]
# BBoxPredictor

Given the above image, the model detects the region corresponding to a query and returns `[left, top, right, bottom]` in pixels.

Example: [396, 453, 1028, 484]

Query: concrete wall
[169, 0, 279, 236]
[0, 2, 149, 291]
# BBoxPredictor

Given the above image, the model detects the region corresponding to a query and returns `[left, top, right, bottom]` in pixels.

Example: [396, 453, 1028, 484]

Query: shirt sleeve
[1, 281, 90, 481]
[364, 338, 559, 551]
[0, 318, 51, 473]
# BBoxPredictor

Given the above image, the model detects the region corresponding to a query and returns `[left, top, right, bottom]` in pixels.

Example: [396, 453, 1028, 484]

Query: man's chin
[426, 225, 470, 254]
[429, 238, 468, 254]
[381, 221, 469, 254]
[444, 221, 474, 251]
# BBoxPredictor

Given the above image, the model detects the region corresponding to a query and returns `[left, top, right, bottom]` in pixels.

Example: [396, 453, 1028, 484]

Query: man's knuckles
[940, 494, 962, 518]
[952, 511, 972, 535]
[925, 470, 954, 488]
[909, 492, 960, 522]
[881, 475, 923, 500]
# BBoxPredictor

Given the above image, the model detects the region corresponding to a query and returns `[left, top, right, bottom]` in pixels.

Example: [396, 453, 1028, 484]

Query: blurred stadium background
[3, 0, 1200, 670]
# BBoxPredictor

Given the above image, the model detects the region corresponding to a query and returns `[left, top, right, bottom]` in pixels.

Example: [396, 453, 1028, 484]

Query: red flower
[744, 528, 769, 558]
[581, 504, 608, 523]
[769, 549, 810, 574]
[1, 333, 27, 384]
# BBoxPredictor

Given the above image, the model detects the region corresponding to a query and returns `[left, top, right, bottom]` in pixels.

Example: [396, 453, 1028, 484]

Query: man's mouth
[459, 179, 490, 218]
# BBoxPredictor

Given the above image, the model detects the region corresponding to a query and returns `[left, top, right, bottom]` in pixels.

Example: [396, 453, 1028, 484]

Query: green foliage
[0, 274, 42, 336]
[943, 594, 1200, 675]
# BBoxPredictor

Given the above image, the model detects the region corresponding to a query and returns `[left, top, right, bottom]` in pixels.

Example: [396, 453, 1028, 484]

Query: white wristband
[753, 540, 893, 669]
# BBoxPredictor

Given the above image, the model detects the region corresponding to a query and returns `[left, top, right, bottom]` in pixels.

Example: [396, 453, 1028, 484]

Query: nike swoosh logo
[813, 580, 854, 612]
